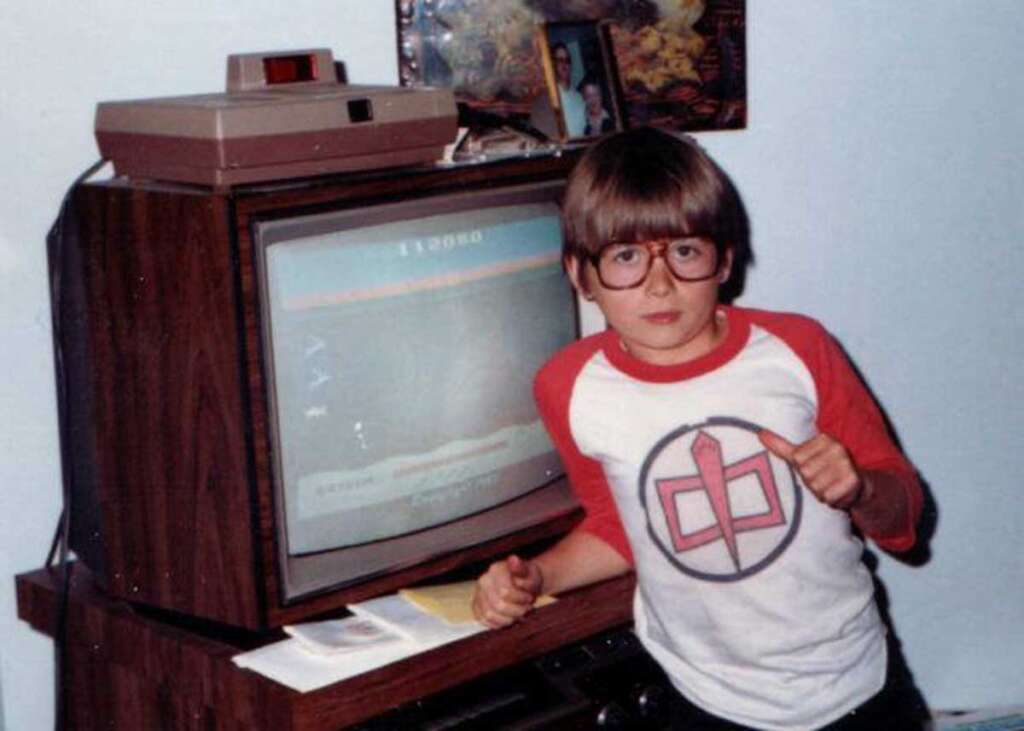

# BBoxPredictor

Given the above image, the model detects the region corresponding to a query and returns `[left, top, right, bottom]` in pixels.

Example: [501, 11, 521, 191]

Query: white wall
[2, 3, 1021, 729]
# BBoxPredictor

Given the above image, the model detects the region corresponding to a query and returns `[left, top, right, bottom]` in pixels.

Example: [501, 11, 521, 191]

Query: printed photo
[535, 21, 622, 141]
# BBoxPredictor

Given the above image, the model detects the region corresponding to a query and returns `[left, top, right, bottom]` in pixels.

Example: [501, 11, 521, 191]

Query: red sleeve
[534, 340, 634, 565]
[754, 311, 923, 552]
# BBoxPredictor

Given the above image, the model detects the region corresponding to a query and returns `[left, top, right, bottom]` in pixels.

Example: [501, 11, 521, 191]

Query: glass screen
[259, 189, 576, 556]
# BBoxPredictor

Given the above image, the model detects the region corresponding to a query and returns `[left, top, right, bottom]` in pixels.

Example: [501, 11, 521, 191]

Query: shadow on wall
[838, 339, 939, 569]
[840, 337, 938, 718]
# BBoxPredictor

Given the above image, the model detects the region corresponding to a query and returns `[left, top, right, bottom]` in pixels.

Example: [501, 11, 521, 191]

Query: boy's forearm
[850, 469, 917, 546]
[534, 529, 632, 596]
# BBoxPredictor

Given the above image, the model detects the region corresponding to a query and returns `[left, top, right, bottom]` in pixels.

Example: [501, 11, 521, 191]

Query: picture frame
[535, 21, 623, 142]
[607, 3, 746, 131]
[396, 0, 746, 134]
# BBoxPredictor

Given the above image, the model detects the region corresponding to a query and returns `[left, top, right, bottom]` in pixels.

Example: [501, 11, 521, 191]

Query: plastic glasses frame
[587, 238, 721, 290]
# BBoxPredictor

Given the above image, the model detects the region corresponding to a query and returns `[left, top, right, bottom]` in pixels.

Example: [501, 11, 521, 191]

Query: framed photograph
[396, 0, 746, 135]
[535, 21, 622, 141]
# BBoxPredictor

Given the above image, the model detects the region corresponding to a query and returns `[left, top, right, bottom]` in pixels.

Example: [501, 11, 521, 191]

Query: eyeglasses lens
[597, 239, 717, 288]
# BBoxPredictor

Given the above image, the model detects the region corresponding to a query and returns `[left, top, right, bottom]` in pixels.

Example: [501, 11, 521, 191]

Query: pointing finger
[759, 429, 797, 462]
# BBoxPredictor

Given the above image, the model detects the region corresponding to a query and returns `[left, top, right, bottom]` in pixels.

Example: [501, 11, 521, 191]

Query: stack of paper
[399, 580, 555, 626]
[282, 616, 405, 656]
[231, 581, 555, 693]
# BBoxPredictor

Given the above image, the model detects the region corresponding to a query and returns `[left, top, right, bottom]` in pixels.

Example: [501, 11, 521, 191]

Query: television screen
[254, 181, 578, 599]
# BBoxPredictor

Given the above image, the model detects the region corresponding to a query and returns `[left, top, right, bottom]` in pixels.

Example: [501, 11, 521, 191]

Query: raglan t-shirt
[534, 306, 921, 731]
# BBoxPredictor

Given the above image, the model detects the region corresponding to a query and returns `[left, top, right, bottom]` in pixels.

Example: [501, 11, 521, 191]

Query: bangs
[579, 173, 727, 251]
[561, 129, 736, 257]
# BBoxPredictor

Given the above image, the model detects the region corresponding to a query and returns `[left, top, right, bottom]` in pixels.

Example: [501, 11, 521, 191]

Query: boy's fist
[472, 555, 543, 628]
[759, 430, 870, 510]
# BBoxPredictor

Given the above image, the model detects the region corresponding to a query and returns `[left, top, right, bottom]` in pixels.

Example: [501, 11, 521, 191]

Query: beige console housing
[95, 49, 458, 187]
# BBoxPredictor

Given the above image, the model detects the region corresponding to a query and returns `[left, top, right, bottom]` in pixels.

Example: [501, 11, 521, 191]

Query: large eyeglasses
[590, 237, 720, 290]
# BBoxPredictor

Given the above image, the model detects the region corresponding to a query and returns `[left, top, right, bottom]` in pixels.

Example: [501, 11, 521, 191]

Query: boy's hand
[759, 430, 871, 510]
[472, 555, 543, 628]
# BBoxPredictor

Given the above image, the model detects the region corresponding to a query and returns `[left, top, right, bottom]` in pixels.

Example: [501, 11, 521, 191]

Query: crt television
[56, 153, 583, 630]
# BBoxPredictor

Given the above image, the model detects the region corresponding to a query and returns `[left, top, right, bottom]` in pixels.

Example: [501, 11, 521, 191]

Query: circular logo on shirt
[638, 417, 802, 582]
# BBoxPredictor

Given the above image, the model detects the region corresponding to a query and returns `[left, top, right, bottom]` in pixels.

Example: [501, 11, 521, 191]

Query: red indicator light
[263, 54, 318, 85]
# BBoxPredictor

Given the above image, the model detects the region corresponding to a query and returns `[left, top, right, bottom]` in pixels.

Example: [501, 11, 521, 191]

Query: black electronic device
[350, 626, 677, 730]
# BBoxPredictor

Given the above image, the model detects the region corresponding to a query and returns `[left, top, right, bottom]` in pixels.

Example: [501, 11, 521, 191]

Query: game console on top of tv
[95, 49, 458, 187]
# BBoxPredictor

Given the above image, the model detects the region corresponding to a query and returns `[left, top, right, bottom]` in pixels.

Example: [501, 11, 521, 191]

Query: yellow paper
[400, 580, 556, 625]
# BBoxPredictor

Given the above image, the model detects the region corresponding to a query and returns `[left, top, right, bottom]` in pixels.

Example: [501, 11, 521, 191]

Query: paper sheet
[232, 635, 422, 693]
[232, 582, 557, 693]
[399, 580, 555, 625]
[348, 591, 486, 644]
[233, 591, 486, 692]
[283, 615, 405, 655]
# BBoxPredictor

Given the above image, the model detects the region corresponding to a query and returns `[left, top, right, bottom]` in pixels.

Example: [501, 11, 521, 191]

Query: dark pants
[666, 651, 928, 730]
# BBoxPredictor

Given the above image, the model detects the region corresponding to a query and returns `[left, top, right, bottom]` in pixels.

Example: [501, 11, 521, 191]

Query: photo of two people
[532, 21, 621, 142]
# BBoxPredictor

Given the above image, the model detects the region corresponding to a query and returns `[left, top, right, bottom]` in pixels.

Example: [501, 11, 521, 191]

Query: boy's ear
[564, 255, 594, 300]
[717, 247, 734, 284]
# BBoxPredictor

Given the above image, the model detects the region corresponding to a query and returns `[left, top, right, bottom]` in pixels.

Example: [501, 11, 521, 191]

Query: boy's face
[567, 246, 732, 366]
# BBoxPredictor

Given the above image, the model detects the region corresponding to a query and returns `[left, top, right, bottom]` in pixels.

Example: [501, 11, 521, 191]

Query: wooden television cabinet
[25, 153, 649, 728]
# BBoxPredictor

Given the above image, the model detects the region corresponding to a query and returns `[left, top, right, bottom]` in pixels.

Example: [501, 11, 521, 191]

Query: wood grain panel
[65, 183, 262, 627]
[17, 564, 634, 730]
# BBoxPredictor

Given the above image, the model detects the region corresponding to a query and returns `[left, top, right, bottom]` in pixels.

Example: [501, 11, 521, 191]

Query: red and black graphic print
[639, 417, 802, 581]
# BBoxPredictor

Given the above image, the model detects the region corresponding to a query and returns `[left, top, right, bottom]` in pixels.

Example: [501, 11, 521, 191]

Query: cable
[44, 507, 65, 569]
[46, 158, 106, 731]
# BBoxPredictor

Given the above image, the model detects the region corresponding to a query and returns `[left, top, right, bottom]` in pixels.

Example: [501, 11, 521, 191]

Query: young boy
[473, 128, 924, 730]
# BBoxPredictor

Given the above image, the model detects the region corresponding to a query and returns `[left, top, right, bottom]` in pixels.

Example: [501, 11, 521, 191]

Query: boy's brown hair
[561, 127, 750, 299]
